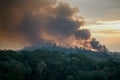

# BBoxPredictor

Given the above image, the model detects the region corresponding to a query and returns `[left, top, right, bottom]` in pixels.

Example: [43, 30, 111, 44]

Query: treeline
[0, 50, 120, 80]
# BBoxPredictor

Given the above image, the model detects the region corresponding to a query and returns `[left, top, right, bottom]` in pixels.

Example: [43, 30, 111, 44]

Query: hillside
[0, 48, 120, 80]
[22, 45, 113, 61]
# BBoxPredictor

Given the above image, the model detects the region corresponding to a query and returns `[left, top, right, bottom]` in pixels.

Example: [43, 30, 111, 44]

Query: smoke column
[0, 0, 107, 51]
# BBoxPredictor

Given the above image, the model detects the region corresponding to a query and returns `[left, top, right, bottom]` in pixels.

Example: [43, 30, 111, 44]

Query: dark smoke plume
[0, 0, 107, 51]
[74, 29, 91, 40]
[90, 38, 108, 52]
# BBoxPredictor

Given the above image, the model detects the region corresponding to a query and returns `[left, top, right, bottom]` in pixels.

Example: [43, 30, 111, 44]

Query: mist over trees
[0, 48, 120, 80]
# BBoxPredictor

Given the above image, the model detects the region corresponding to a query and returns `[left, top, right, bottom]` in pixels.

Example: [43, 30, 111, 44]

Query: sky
[59, 0, 120, 52]
[0, 0, 120, 52]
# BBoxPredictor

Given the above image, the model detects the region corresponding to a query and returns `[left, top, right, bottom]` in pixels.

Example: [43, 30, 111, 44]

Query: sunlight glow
[80, 20, 120, 52]
[81, 20, 120, 37]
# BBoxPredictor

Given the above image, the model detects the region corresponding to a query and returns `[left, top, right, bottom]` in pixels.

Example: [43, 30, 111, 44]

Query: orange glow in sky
[82, 20, 120, 52]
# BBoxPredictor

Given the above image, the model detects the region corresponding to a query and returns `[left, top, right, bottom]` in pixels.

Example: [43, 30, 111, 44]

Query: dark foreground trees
[0, 50, 120, 80]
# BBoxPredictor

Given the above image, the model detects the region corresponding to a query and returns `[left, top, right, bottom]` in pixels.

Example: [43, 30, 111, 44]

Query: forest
[0, 48, 120, 80]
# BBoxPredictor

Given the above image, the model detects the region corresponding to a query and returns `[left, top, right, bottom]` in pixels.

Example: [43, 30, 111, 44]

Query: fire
[41, 32, 101, 52]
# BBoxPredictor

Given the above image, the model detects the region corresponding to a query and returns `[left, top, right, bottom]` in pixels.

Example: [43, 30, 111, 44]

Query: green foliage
[0, 50, 120, 80]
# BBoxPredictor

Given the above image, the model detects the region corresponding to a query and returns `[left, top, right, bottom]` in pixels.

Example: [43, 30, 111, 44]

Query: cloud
[59, 0, 120, 24]
[0, 0, 85, 49]
[0, 0, 107, 52]
[74, 29, 91, 40]
[90, 38, 108, 52]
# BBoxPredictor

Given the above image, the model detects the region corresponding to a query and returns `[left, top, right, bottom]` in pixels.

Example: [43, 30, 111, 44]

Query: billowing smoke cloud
[90, 38, 108, 52]
[0, 0, 57, 44]
[0, 0, 107, 51]
[74, 29, 91, 40]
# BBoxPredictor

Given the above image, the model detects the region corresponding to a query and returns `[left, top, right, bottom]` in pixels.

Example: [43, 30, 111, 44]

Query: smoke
[90, 38, 108, 52]
[0, 0, 107, 51]
[74, 29, 91, 40]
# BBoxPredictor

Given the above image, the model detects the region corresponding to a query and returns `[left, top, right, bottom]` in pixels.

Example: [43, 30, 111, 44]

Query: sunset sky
[0, 0, 120, 52]
[59, 0, 120, 52]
